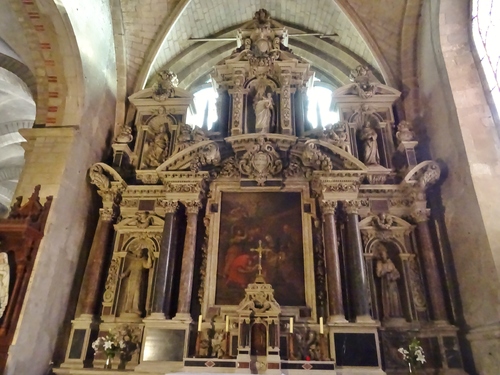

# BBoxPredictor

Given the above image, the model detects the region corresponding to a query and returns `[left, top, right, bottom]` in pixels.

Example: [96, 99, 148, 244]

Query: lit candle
[290, 317, 293, 333]
[320, 317, 324, 334]
[225, 315, 229, 332]
[198, 315, 202, 332]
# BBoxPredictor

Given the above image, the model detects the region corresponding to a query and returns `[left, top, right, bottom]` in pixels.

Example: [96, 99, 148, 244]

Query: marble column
[412, 208, 447, 322]
[77, 206, 116, 318]
[345, 201, 372, 322]
[321, 200, 347, 323]
[150, 200, 179, 319]
[173, 200, 201, 321]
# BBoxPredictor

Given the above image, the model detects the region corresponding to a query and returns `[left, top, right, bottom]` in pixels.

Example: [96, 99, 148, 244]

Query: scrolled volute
[89, 163, 127, 202]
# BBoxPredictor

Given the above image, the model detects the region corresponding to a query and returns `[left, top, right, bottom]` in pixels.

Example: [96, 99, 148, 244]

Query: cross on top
[250, 240, 272, 276]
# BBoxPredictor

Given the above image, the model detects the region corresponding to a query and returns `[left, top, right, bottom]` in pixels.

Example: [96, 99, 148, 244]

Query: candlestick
[225, 315, 229, 332]
[290, 317, 293, 333]
[198, 315, 202, 332]
[320, 317, 324, 334]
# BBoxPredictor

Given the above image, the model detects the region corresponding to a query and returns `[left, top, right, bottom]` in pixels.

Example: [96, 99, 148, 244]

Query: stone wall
[5, 0, 118, 374]
[417, 0, 500, 373]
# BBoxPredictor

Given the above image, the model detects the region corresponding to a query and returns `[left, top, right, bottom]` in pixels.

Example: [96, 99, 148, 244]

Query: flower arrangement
[113, 324, 142, 361]
[398, 337, 426, 373]
[92, 324, 142, 368]
[92, 333, 120, 364]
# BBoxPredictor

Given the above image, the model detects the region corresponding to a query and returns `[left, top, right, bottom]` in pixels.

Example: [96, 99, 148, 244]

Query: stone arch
[11, 0, 85, 126]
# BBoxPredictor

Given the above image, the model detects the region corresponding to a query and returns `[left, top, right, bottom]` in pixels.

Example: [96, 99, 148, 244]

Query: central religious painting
[215, 192, 305, 306]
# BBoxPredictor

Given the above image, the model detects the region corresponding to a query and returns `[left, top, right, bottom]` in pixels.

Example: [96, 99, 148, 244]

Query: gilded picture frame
[202, 180, 317, 321]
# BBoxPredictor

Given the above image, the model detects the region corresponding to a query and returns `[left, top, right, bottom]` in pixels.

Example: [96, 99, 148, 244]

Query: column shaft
[346, 211, 371, 320]
[174, 203, 200, 320]
[151, 203, 178, 317]
[77, 209, 115, 317]
[416, 219, 447, 321]
[322, 208, 345, 322]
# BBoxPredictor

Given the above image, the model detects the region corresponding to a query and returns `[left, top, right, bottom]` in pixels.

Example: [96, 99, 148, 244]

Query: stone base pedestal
[136, 320, 191, 372]
[60, 315, 99, 369]
[330, 322, 384, 373]
[380, 322, 468, 375]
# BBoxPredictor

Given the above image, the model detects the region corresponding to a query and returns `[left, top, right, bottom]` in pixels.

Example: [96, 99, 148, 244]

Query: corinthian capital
[99, 207, 115, 222]
[184, 200, 203, 214]
[320, 200, 337, 215]
[411, 208, 429, 223]
[158, 199, 179, 214]
[344, 200, 361, 215]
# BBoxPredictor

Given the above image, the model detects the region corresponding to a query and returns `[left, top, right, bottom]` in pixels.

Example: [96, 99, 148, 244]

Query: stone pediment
[114, 211, 164, 230]
[129, 87, 193, 105]
[333, 82, 401, 104]
[150, 134, 367, 184]
[156, 140, 223, 172]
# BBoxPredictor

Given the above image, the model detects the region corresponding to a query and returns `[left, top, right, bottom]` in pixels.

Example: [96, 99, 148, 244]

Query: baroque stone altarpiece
[57, 9, 467, 375]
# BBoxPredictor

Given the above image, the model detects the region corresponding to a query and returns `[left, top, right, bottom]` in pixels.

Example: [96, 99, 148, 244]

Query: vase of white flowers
[92, 333, 120, 369]
[113, 324, 142, 370]
[398, 337, 426, 374]
[92, 325, 142, 370]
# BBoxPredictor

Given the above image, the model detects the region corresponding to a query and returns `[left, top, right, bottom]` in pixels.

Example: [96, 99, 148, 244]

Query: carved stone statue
[396, 120, 415, 142]
[130, 211, 155, 229]
[349, 65, 376, 98]
[372, 213, 394, 230]
[360, 123, 380, 166]
[120, 244, 153, 315]
[375, 245, 403, 319]
[0, 252, 9, 319]
[152, 70, 178, 101]
[321, 122, 348, 150]
[254, 93, 274, 133]
[143, 124, 170, 168]
[115, 123, 133, 144]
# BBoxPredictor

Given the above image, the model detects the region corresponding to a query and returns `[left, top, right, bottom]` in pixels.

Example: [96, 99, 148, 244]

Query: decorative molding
[238, 136, 283, 185]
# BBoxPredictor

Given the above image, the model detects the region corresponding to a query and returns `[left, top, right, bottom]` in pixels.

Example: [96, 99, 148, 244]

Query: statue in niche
[0, 252, 9, 319]
[120, 244, 153, 315]
[360, 122, 380, 165]
[143, 123, 170, 168]
[375, 244, 403, 319]
[254, 93, 274, 133]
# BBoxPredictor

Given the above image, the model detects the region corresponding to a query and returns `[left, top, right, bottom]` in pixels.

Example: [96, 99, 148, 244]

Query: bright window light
[307, 85, 339, 128]
[187, 87, 218, 129]
[472, 0, 500, 111]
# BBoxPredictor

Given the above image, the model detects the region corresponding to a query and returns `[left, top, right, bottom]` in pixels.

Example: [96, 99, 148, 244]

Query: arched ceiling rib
[140, 0, 384, 90]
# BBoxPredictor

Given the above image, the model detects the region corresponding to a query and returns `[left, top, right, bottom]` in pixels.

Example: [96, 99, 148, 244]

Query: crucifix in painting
[250, 240, 272, 282]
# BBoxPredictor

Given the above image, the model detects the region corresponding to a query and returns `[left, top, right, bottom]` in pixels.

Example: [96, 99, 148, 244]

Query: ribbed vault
[140, 0, 387, 90]
[0, 67, 35, 217]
